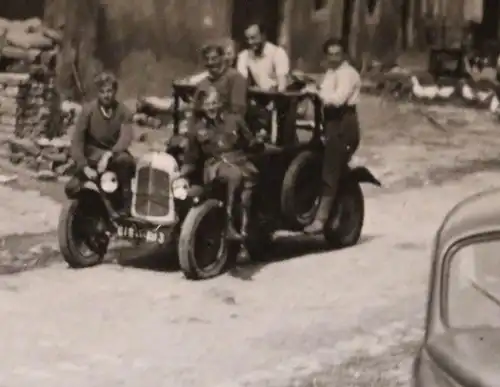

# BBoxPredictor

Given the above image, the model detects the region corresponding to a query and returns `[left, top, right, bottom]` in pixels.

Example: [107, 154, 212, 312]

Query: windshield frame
[441, 230, 500, 329]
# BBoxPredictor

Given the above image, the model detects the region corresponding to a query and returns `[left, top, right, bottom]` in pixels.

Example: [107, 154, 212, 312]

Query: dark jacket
[184, 114, 254, 166]
[70, 101, 133, 169]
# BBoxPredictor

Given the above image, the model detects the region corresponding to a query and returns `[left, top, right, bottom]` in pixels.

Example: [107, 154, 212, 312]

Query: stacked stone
[0, 72, 30, 140]
[0, 17, 63, 140]
[14, 70, 62, 139]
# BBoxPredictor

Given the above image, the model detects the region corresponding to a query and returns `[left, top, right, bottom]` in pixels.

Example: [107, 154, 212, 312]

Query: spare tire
[281, 150, 322, 229]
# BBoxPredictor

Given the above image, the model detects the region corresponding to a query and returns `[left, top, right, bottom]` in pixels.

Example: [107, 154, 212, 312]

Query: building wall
[287, 0, 423, 71]
[48, 0, 427, 97]
[288, 0, 345, 72]
[51, 0, 232, 98]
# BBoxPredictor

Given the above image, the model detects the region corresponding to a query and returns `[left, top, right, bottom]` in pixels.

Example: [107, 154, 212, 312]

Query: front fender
[347, 166, 382, 186]
[65, 177, 99, 199]
[66, 179, 119, 220]
[185, 182, 226, 207]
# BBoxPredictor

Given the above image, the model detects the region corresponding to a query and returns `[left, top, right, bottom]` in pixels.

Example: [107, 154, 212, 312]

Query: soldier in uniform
[180, 87, 259, 245]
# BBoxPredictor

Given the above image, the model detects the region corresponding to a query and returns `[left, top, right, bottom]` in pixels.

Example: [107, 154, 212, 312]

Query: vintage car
[57, 80, 381, 280]
[168, 82, 381, 279]
[412, 188, 500, 386]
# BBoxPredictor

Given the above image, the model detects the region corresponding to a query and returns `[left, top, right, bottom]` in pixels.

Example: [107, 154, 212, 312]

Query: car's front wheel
[178, 199, 234, 280]
[58, 199, 109, 268]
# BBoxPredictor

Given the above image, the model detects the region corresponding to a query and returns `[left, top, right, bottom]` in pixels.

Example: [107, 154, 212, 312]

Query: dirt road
[1, 170, 499, 387]
[0, 98, 499, 386]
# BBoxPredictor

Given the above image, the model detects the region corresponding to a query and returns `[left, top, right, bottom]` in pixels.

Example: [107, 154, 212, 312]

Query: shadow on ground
[228, 234, 377, 281]
[0, 232, 60, 275]
[109, 233, 378, 280]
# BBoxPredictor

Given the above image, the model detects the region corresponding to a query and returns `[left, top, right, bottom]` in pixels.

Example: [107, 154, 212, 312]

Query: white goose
[489, 95, 500, 113]
[436, 84, 455, 99]
[459, 80, 476, 102]
[410, 75, 438, 100]
[477, 89, 494, 103]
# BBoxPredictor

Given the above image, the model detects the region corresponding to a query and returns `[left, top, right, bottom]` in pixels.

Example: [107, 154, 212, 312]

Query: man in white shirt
[236, 22, 290, 91]
[303, 38, 361, 234]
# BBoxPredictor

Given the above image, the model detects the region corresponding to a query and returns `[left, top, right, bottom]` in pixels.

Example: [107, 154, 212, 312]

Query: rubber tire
[323, 181, 364, 248]
[281, 150, 322, 229]
[58, 200, 105, 268]
[178, 199, 233, 280]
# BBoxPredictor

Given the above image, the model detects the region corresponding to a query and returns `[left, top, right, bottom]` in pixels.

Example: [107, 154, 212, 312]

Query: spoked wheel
[323, 181, 364, 248]
[281, 151, 322, 229]
[178, 199, 234, 280]
[58, 200, 109, 268]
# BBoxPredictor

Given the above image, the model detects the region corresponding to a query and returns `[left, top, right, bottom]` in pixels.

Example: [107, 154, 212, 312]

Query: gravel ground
[0, 171, 499, 386]
[0, 98, 499, 386]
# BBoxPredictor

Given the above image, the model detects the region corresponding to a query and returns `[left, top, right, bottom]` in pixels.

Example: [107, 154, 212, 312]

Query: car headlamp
[172, 177, 189, 200]
[100, 171, 119, 193]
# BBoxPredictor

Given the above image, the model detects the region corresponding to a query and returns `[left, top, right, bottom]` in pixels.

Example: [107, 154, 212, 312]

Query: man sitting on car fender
[68, 72, 135, 215]
[180, 87, 259, 248]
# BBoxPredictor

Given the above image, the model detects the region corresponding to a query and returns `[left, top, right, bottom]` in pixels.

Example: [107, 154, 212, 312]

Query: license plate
[117, 226, 167, 244]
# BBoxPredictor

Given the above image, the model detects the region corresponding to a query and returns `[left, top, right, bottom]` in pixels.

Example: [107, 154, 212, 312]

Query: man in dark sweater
[68, 72, 135, 213]
[193, 41, 248, 133]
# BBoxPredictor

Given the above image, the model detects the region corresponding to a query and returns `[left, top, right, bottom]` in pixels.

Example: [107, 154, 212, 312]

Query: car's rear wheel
[323, 181, 364, 248]
[281, 150, 322, 229]
[178, 199, 234, 280]
[58, 199, 108, 268]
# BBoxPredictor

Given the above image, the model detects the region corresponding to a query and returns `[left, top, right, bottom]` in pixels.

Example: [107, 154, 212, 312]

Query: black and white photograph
[0, 0, 499, 386]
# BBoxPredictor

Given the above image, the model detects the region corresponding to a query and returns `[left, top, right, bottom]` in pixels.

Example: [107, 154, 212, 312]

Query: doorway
[0, 0, 45, 19]
[231, 0, 281, 47]
[477, 0, 500, 45]
[341, 0, 354, 49]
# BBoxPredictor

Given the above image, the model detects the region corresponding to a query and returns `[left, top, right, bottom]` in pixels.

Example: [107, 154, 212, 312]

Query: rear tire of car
[58, 200, 106, 268]
[323, 181, 364, 248]
[178, 199, 234, 280]
[281, 150, 322, 229]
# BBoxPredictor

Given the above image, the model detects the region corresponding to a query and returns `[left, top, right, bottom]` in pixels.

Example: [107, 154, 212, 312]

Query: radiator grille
[133, 166, 170, 217]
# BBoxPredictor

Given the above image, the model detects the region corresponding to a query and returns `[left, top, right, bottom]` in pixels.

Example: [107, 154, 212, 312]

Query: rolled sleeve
[236, 51, 249, 78]
[320, 67, 361, 106]
[274, 47, 290, 77]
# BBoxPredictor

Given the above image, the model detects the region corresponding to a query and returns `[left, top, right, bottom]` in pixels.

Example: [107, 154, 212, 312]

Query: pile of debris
[133, 95, 189, 131]
[5, 99, 83, 180]
[60, 100, 82, 129]
[8, 135, 72, 180]
[0, 17, 63, 140]
[0, 17, 77, 180]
